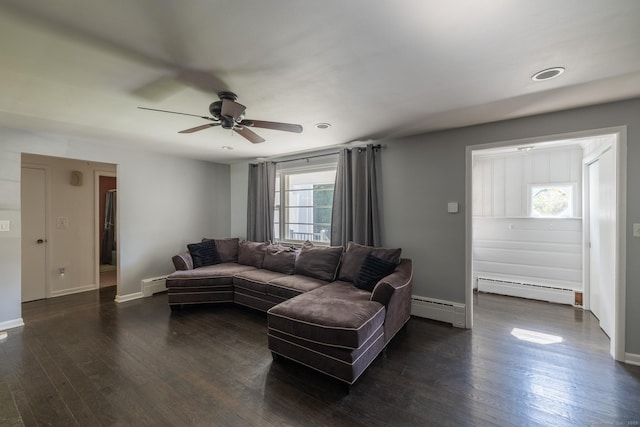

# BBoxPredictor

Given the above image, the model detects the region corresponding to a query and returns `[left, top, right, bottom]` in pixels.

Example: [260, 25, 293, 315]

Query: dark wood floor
[1, 288, 639, 427]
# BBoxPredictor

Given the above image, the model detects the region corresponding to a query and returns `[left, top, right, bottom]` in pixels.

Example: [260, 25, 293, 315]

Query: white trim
[411, 295, 465, 328]
[625, 353, 640, 366]
[50, 284, 98, 298]
[114, 292, 144, 303]
[466, 126, 627, 361]
[0, 318, 25, 330]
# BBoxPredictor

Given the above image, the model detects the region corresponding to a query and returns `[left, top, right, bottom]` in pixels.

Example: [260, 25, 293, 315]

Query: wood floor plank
[1, 287, 638, 426]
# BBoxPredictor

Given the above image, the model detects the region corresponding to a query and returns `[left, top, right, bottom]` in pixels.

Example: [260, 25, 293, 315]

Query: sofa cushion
[187, 240, 221, 268]
[167, 263, 256, 287]
[233, 269, 289, 294]
[267, 282, 385, 349]
[294, 242, 343, 282]
[338, 241, 401, 282]
[206, 238, 240, 263]
[354, 254, 397, 292]
[238, 241, 267, 268]
[262, 244, 297, 274]
[266, 274, 328, 300]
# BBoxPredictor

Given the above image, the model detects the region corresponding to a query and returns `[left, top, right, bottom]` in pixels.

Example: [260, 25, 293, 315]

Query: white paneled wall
[473, 147, 583, 217]
[473, 146, 584, 295]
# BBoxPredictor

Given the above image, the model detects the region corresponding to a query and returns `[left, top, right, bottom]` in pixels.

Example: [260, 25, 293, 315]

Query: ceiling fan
[138, 92, 303, 144]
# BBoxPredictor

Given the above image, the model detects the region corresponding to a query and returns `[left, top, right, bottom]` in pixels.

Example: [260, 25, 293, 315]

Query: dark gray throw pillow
[354, 254, 397, 292]
[187, 240, 221, 269]
[294, 242, 343, 282]
[338, 241, 401, 282]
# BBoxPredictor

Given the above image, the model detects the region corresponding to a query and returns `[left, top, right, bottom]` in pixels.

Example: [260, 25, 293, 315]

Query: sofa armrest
[172, 252, 193, 271]
[371, 258, 413, 343]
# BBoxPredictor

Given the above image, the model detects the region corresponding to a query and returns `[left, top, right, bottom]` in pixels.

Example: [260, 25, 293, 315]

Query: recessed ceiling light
[315, 123, 331, 129]
[221, 146, 233, 150]
[531, 67, 565, 82]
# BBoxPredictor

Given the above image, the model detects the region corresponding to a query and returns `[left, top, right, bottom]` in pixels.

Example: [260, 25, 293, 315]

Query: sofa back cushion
[294, 242, 343, 282]
[187, 240, 222, 268]
[338, 241, 401, 282]
[210, 238, 240, 263]
[238, 240, 267, 268]
[262, 244, 297, 274]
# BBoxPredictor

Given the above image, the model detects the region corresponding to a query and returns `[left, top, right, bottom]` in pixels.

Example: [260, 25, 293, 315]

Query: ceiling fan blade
[138, 106, 215, 121]
[221, 98, 246, 119]
[179, 123, 220, 134]
[233, 126, 265, 144]
[240, 119, 303, 133]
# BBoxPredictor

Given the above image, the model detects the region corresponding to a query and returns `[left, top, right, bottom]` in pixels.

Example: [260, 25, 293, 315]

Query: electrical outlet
[633, 223, 640, 237]
[0, 220, 9, 232]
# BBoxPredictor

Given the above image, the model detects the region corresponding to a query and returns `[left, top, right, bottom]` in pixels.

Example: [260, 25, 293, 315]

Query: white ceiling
[1, 0, 640, 163]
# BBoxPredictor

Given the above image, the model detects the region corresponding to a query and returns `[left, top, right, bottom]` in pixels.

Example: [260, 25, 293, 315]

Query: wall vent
[141, 275, 168, 297]
[477, 277, 576, 305]
[410, 295, 465, 328]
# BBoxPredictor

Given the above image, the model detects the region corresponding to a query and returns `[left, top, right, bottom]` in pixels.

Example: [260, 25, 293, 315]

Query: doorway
[465, 128, 626, 361]
[97, 172, 117, 288]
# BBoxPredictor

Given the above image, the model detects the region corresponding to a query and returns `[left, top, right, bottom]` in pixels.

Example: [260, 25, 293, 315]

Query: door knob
[36, 239, 46, 244]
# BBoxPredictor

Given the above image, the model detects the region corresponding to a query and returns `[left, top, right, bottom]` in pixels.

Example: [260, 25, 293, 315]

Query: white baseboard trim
[115, 292, 144, 303]
[411, 295, 466, 328]
[0, 318, 25, 330]
[625, 352, 640, 366]
[49, 284, 98, 298]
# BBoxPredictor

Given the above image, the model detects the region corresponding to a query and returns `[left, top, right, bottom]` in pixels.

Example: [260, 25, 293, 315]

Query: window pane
[275, 167, 336, 243]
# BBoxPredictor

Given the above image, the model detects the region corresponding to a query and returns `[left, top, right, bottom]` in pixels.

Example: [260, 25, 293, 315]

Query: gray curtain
[101, 190, 116, 264]
[247, 162, 276, 242]
[330, 144, 380, 246]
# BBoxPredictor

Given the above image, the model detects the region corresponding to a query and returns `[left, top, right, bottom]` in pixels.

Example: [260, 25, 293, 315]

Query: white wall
[230, 162, 248, 239]
[0, 128, 230, 327]
[471, 146, 584, 291]
[22, 154, 117, 296]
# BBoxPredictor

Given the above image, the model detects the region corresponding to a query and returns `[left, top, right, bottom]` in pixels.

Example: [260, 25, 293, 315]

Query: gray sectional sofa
[166, 238, 413, 385]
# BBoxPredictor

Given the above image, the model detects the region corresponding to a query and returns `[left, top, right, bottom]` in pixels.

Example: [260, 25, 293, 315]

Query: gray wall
[379, 97, 639, 355]
[0, 128, 231, 326]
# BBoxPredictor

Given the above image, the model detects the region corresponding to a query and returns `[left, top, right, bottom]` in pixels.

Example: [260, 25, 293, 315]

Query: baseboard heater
[410, 295, 465, 328]
[141, 275, 168, 297]
[477, 277, 578, 306]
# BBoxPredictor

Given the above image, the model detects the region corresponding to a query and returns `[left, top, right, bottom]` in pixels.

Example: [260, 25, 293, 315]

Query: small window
[529, 184, 574, 218]
[274, 166, 336, 244]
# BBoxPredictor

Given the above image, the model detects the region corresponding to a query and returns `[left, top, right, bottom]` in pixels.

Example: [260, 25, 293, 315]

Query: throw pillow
[238, 240, 267, 268]
[338, 241, 402, 282]
[187, 240, 221, 269]
[262, 244, 297, 275]
[354, 254, 397, 292]
[294, 242, 343, 282]
[204, 237, 239, 263]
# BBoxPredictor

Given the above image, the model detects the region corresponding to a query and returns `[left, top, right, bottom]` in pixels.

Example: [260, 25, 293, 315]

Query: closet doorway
[97, 172, 117, 288]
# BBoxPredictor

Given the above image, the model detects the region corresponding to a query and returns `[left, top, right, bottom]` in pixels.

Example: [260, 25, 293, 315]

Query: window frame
[274, 163, 337, 245]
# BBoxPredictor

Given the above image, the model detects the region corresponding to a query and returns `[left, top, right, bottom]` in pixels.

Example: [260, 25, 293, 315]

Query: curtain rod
[271, 144, 381, 165]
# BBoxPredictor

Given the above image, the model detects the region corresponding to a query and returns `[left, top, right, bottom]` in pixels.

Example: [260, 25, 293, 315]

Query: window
[529, 184, 574, 218]
[274, 166, 336, 244]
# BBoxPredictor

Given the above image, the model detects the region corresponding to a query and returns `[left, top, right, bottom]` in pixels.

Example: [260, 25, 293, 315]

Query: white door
[588, 149, 615, 338]
[21, 167, 48, 302]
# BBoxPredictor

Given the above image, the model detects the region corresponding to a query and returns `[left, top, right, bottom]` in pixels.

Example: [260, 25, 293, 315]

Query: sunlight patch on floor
[511, 328, 563, 345]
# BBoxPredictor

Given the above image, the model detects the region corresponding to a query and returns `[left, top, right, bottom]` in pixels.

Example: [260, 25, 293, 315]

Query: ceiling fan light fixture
[531, 67, 565, 82]
[315, 123, 331, 129]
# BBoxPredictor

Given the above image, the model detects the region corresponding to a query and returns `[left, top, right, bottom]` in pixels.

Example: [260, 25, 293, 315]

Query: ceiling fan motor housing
[209, 101, 222, 119]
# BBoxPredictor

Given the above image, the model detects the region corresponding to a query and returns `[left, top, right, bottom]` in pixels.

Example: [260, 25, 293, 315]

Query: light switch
[0, 220, 9, 232]
[633, 223, 640, 237]
[447, 202, 459, 214]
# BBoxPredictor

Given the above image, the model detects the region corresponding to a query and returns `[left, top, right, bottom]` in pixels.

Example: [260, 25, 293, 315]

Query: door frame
[95, 170, 118, 290]
[465, 126, 627, 361]
[21, 163, 51, 299]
